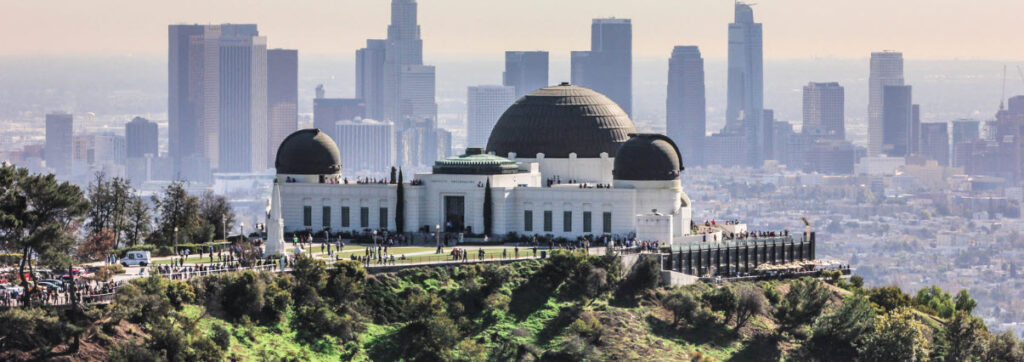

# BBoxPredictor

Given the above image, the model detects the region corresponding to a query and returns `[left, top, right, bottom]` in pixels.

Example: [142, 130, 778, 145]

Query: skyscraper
[45, 113, 73, 176]
[125, 117, 158, 158]
[868, 51, 905, 156]
[378, 0, 437, 123]
[267, 49, 298, 168]
[666, 46, 706, 167]
[571, 18, 632, 115]
[168, 24, 212, 174]
[726, 2, 765, 166]
[169, 24, 268, 176]
[910, 104, 921, 155]
[356, 40, 387, 120]
[951, 119, 980, 167]
[217, 25, 267, 173]
[919, 122, 949, 166]
[503, 51, 549, 99]
[335, 119, 394, 173]
[881, 85, 913, 157]
[467, 85, 516, 148]
[802, 82, 845, 140]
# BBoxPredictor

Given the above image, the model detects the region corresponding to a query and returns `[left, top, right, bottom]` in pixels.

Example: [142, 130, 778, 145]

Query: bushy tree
[934, 311, 988, 361]
[124, 195, 151, 246]
[86, 172, 132, 247]
[662, 289, 712, 328]
[76, 228, 116, 260]
[0, 307, 73, 352]
[150, 181, 200, 247]
[860, 307, 929, 362]
[953, 289, 977, 314]
[868, 285, 912, 313]
[705, 286, 738, 323]
[985, 331, 1024, 362]
[0, 166, 89, 293]
[197, 190, 234, 241]
[774, 277, 832, 331]
[808, 294, 876, 360]
[914, 285, 955, 318]
[734, 285, 766, 330]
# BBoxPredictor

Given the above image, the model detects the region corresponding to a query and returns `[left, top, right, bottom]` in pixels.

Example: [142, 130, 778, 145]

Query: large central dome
[486, 83, 637, 158]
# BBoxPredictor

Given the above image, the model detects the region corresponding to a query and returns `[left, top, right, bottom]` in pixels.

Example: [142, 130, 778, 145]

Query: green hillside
[1, 251, 1021, 361]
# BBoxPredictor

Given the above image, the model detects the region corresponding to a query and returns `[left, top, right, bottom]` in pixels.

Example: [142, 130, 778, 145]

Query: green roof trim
[432, 147, 521, 175]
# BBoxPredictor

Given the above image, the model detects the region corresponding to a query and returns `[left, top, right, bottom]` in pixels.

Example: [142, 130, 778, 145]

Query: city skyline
[3, 1, 1022, 60]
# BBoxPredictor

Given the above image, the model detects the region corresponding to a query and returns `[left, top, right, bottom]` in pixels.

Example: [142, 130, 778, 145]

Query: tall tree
[198, 190, 234, 241]
[395, 170, 405, 233]
[151, 181, 200, 248]
[860, 307, 929, 361]
[483, 178, 493, 236]
[85, 172, 132, 247]
[808, 294, 877, 360]
[125, 195, 151, 246]
[0, 166, 89, 295]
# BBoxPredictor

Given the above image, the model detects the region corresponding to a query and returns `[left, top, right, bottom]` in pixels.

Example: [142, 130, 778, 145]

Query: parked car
[121, 251, 152, 267]
[36, 281, 63, 292]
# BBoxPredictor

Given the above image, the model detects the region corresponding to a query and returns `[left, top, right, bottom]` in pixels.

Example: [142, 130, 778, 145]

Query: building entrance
[444, 196, 465, 232]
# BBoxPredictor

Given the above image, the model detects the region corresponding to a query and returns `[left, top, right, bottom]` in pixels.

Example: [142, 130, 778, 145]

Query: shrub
[868, 285, 912, 313]
[705, 286, 738, 322]
[774, 278, 832, 331]
[808, 294, 876, 359]
[211, 324, 231, 350]
[734, 285, 766, 330]
[0, 308, 73, 352]
[849, 275, 865, 289]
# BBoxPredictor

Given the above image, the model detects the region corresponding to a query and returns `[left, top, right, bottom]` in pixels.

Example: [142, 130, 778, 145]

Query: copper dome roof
[485, 83, 637, 158]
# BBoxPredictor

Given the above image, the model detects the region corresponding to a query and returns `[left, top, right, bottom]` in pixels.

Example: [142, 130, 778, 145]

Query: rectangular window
[360, 207, 369, 228]
[602, 212, 612, 233]
[583, 211, 592, 233]
[379, 207, 388, 229]
[341, 207, 350, 228]
[322, 206, 331, 228]
[543, 211, 553, 232]
[303, 206, 312, 227]
[524, 210, 533, 232]
[563, 211, 572, 232]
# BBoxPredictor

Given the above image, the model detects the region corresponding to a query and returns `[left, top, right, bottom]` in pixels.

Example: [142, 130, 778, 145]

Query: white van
[121, 251, 152, 267]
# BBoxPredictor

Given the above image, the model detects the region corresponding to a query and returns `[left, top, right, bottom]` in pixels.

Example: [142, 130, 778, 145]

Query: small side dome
[613, 133, 684, 181]
[275, 129, 342, 175]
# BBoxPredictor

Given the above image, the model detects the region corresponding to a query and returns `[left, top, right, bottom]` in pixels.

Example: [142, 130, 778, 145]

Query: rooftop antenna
[1000, 65, 1007, 111]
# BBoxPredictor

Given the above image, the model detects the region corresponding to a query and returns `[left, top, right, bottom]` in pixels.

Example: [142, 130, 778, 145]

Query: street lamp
[239, 222, 245, 241]
[435, 224, 441, 252]
[173, 226, 179, 255]
[373, 230, 378, 247]
[222, 214, 226, 242]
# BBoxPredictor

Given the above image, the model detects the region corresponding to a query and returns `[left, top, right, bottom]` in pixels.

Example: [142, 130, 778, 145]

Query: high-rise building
[168, 24, 212, 174]
[125, 117, 158, 158]
[356, 39, 387, 120]
[802, 82, 845, 140]
[169, 24, 266, 176]
[335, 119, 394, 172]
[571, 18, 632, 115]
[962, 97, 1024, 181]
[267, 49, 298, 168]
[868, 51, 905, 156]
[951, 119, 980, 167]
[374, 0, 437, 123]
[467, 85, 516, 148]
[919, 122, 949, 166]
[217, 26, 267, 173]
[666, 46, 706, 167]
[503, 51, 549, 99]
[881, 85, 913, 157]
[726, 3, 765, 166]
[314, 98, 366, 131]
[45, 113, 73, 176]
[910, 104, 921, 155]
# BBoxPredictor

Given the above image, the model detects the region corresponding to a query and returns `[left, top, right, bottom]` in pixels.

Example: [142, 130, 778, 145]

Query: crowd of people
[0, 279, 126, 307]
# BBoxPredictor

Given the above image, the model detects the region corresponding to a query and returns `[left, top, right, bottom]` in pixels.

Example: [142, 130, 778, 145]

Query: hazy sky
[1, 0, 1021, 60]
